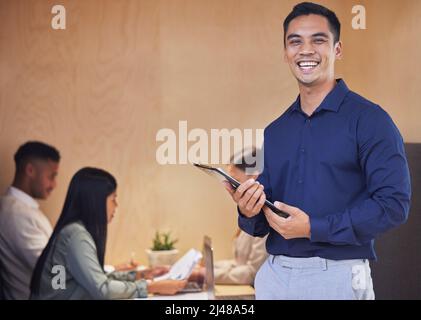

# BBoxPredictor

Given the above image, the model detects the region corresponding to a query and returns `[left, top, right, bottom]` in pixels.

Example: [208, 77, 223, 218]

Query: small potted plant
[146, 231, 179, 267]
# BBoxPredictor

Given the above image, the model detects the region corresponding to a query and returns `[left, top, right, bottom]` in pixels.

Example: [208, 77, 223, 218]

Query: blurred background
[0, 0, 420, 291]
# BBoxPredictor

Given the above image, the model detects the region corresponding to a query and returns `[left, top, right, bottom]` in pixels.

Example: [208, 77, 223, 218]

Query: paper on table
[154, 248, 202, 281]
[104, 264, 147, 274]
[104, 265, 115, 274]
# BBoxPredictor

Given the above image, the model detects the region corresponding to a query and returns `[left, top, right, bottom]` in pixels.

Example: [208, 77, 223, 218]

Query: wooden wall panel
[0, 0, 419, 265]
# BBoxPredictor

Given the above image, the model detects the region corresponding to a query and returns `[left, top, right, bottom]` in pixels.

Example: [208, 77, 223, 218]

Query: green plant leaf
[151, 231, 178, 251]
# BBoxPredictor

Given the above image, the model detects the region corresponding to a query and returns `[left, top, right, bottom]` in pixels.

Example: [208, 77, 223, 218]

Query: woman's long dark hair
[30, 167, 117, 296]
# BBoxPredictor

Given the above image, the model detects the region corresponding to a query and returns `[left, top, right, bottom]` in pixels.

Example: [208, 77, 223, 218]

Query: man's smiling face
[284, 14, 342, 87]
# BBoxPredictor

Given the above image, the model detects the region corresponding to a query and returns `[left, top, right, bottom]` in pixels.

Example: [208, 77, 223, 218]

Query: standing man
[0, 141, 60, 299]
[224, 2, 411, 299]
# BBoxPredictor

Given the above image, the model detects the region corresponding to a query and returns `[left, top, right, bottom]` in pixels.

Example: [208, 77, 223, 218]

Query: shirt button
[306, 119, 310, 123]
[301, 148, 305, 153]
[298, 180, 303, 184]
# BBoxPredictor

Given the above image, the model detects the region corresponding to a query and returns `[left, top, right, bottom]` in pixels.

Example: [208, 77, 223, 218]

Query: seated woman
[216, 148, 268, 286]
[30, 167, 186, 299]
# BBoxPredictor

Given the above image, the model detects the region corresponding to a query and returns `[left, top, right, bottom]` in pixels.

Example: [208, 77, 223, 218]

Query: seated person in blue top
[30, 167, 186, 299]
[223, 2, 411, 300]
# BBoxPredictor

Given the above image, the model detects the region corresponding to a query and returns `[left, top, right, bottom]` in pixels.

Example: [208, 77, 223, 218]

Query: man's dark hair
[283, 2, 341, 46]
[14, 141, 60, 172]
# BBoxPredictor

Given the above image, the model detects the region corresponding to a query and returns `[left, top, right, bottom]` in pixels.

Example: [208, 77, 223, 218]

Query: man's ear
[25, 162, 36, 178]
[335, 41, 343, 60]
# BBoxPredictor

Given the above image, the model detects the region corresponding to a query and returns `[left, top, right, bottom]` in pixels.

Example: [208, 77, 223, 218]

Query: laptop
[145, 236, 254, 300]
[179, 235, 215, 298]
[203, 236, 255, 300]
[203, 235, 215, 299]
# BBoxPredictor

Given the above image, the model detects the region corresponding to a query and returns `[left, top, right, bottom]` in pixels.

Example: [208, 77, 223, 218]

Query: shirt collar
[6, 186, 39, 209]
[289, 79, 350, 115]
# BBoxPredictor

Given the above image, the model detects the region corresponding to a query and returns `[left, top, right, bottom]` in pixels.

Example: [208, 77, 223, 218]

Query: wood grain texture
[0, 0, 419, 264]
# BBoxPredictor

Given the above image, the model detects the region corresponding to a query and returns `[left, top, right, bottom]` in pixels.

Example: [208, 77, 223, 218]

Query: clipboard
[193, 163, 289, 218]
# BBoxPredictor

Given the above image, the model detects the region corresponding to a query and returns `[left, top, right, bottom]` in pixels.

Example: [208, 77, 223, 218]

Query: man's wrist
[237, 205, 260, 219]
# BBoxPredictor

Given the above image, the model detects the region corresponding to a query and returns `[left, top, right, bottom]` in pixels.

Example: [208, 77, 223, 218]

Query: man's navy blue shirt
[239, 79, 411, 260]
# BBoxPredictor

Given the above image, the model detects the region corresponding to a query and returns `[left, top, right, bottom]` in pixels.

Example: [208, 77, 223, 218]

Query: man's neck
[298, 79, 337, 116]
[12, 178, 32, 198]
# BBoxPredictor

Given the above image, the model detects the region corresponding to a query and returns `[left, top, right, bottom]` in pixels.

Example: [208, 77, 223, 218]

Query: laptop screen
[203, 235, 215, 299]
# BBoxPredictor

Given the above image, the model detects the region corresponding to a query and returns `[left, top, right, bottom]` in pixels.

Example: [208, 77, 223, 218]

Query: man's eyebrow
[287, 32, 330, 40]
[312, 32, 330, 38]
[286, 33, 302, 40]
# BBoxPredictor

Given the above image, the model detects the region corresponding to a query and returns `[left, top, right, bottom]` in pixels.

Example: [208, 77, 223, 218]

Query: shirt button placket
[299, 118, 311, 185]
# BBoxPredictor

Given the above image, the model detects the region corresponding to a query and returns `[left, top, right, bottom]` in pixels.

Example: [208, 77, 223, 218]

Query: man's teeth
[298, 61, 319, 68]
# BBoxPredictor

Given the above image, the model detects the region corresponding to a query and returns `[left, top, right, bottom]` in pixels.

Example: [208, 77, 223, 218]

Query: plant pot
[146, 249, 179, 267]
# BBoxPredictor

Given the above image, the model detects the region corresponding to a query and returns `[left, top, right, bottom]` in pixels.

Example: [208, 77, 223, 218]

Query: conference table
[144, 284, 255, 300]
